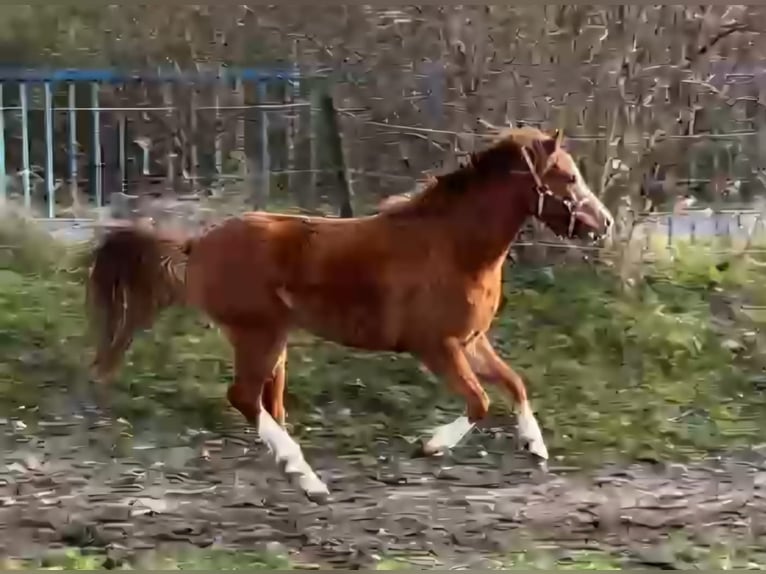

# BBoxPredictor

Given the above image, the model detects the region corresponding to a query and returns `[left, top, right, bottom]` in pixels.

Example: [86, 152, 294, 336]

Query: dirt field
[2, 412, 765, 570]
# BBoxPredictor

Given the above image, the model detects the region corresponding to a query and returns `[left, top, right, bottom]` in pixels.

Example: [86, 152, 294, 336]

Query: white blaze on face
[563, 154, 614, 236]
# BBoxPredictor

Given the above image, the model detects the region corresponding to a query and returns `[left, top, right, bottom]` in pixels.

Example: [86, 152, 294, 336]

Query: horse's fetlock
[467, 394, 490, 424]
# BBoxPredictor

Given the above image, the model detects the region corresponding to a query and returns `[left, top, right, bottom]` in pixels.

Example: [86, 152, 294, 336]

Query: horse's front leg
[467, 333, 548, 463]
[416, 333, 549, 464]
[415, 339, 491, 456]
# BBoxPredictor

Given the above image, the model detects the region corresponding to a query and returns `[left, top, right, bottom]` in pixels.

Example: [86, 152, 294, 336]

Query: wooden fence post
[318, 90, 353, 218]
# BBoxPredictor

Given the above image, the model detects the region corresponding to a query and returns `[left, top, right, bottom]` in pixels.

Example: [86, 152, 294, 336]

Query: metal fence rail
[2, 66, 766, 251]
[0, 67, 311, 218]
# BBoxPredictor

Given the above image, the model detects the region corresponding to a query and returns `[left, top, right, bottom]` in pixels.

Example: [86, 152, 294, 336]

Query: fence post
[44, 81, 55, 218]
[0, 83, 6, 205]
[667, 213, 673, 249]
[163, 81, 175, 190]
[257, 80, 270, 209]
[308, 87, 318, 210]
[287, 45, 300, 202]
[20, 82, 30, 210]
[318, 90, 353, 218]
[234, 75, 245, 192]
[190, 84, 198, 194]
[118, 112, 127, 195]
[214, 70, 223, 184]
[68, 82, 77, 208]
[92, 82, 102, 208]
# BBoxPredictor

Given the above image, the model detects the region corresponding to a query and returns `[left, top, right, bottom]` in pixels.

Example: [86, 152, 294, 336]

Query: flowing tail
[86, 224, 192, 383]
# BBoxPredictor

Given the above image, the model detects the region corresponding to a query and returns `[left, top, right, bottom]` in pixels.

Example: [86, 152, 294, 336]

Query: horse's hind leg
[415, 339, 490, 456]
[225, 326, 328, 503]
[466, 333, 548, 462]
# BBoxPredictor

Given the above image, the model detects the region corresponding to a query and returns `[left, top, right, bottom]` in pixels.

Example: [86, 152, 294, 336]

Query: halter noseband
[519, 146, 581, 239]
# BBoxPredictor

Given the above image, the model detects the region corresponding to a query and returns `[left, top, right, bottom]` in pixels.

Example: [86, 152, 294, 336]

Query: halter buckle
[536, 186, 546, 217]
[567, 208, 577, 238]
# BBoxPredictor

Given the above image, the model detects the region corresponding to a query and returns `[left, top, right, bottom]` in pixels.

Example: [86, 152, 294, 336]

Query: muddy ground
[2, 413, 766, 570]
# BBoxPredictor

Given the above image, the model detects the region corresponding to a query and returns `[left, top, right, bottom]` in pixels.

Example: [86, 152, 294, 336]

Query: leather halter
[519, 146, 581, 239]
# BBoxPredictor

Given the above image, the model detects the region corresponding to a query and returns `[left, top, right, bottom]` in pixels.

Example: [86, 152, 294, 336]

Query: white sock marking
[517, 402, 548, 460]
[258, 408, 329, 499]
[423, 415, 475, 454]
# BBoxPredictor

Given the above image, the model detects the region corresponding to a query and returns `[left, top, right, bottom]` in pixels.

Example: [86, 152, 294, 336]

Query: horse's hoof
[517, 409, 549, 461]
[302, 483, 331, 505]
[412, 438, 444, 459]
[519, 436, 549, 461]
[531, 455, 549, 474]
[297, 474, 331, 505]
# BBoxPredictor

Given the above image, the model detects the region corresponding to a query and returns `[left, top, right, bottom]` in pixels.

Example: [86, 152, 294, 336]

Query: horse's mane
[380, 126, 551, 216]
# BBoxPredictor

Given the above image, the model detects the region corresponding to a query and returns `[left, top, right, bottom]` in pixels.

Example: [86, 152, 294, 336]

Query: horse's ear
[531, 137, 555, 162]
[554, 129, 563, 147]
[540, 137, 557, 157]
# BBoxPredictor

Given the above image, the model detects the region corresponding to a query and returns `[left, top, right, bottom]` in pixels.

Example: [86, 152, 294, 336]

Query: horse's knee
[227, 381, 262, 425]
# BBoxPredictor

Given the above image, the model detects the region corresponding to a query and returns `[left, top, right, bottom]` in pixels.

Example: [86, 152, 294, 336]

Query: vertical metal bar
[68, 82, 77, 206]
[214, 78, 222, 179]
[309, 89, 317, 204]
[20, 82, 30, 210]
[259, 80, 270, 206]
[0, 83, 6, 204]
[667, 214, 673, 249]
[118, 113, 126, 193]
[235, 76, 244, 182]
[142, 145, 150, 176]
[190, 85, 198, 193]
[92, 82, 102, 207]
[163, 81, 174, 188]
[287, 43, 300, 198]
[44, 81, 55, 218]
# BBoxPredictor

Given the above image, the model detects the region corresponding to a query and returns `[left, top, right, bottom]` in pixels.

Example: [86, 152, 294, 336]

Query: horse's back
[184, 212, 392, 327]
[184, 210, 502, 351]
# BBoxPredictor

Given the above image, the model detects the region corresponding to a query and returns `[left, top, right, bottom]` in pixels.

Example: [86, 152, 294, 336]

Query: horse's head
[495, 127, 614, 241]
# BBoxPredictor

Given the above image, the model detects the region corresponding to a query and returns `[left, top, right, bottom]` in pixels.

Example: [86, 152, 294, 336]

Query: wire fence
[3, 67, 766, 262]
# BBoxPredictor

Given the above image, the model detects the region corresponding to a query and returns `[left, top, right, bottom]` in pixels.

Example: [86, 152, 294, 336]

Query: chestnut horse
[87, 127, 613, 503]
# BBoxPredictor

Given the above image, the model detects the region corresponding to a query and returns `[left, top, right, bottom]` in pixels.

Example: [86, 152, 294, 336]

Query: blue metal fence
[0, 67, 306, 218]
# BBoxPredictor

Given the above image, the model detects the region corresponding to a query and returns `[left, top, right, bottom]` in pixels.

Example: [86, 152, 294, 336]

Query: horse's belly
[285, 283, 398, 350]
[294, 304, 396, 351]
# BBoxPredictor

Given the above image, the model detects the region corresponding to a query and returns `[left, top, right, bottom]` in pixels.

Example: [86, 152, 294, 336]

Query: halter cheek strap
[567, 197, 589, 238]
[519, 146, 551, 218]
[520, 146, 579, 239]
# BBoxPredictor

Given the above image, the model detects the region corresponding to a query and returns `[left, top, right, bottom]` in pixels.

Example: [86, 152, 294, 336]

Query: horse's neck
[444, 181, 531, 271]
[386, 177, 532, 270]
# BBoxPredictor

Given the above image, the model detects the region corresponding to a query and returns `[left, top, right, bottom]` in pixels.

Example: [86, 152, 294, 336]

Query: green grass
[0, 547, 294, 570]
[2, 215, 766, 466]
[2, 541, 759, 571]
[8, 542, 766, 570]
[368, 541, 766, 570]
